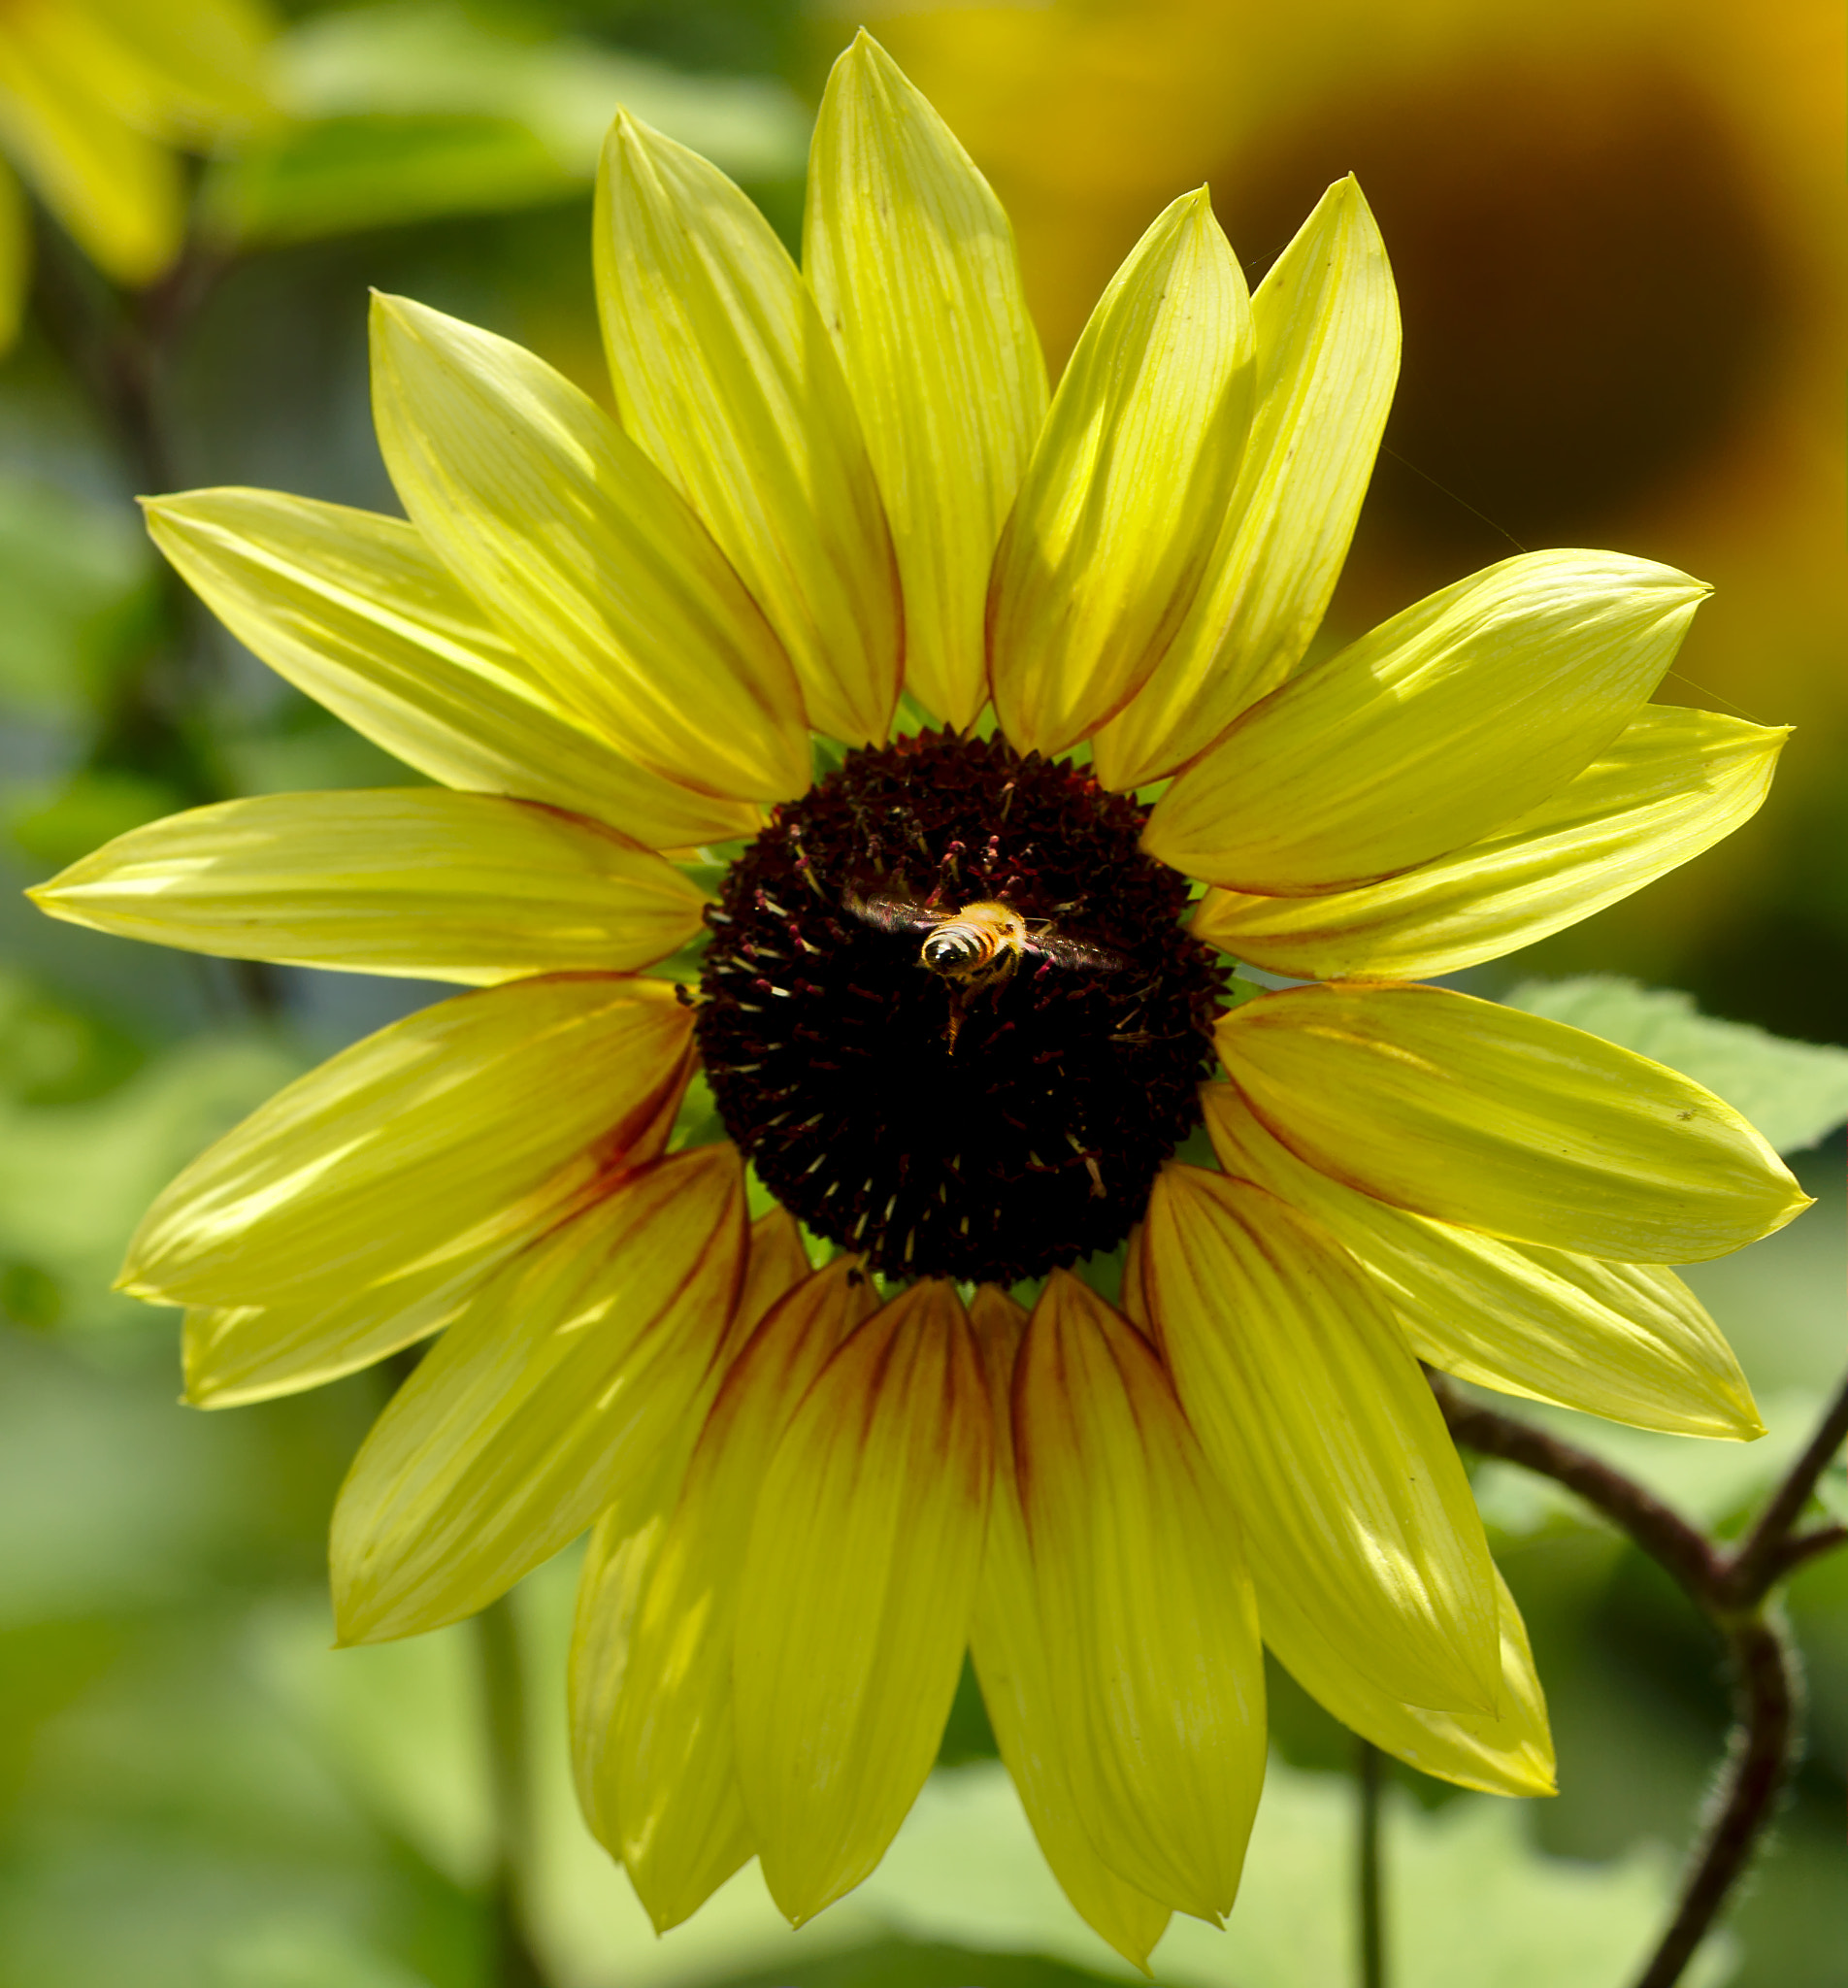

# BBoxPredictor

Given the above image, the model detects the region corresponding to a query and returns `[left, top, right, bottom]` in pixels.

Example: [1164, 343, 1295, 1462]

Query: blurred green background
[1, 2, 1844, 1984]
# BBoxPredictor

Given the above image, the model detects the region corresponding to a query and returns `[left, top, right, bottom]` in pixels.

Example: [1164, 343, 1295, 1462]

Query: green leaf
[0, 476, 156, 719]
[0, 1027, 306, 1334]
[8, 769, 183, 870]
[1505, 976, 1848, 1154]
[204, 0, 810, 245]
[1471, 1386, 1829, 1540]
[202, 115, 580, 243]
[849, 1757, 1736, 1988]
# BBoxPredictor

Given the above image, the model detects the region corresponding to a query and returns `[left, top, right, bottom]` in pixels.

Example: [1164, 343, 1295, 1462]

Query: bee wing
[844, 887, 943, 934]
[1027, 932, 1130, 973]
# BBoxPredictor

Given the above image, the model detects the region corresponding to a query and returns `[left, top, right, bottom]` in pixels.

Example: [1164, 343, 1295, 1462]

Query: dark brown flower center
[694, 730, 1224, 1285]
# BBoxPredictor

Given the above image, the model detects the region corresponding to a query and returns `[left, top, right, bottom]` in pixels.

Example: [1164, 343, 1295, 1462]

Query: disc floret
[695, 731, 1226, 1284]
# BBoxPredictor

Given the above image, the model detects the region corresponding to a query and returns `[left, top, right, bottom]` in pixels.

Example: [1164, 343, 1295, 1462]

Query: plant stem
[1717, 1371, 1848, 1608]
[1356, 1738, 1386, 1988]
[1633, 1609, 1799, 1988]
[476, 1593, 550, 1988]
[1430, 1372, 1848, 1988]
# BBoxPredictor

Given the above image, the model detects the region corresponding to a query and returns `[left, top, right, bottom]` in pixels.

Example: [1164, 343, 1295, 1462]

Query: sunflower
[0, 0, 271, 350]
[30, 29, 1807, 1970]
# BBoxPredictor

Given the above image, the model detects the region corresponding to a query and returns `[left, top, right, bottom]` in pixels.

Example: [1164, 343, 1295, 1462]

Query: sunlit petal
[1144, 551, 1709, 893]
[1264, 1566, 1556, 1797]
[1013, 1272, 1266, 1922]
[990, 189, 1253, 756]
[331, 1146, 747, 1644]
[1093, 177, 1399, 788]
[598, 113, 900, 745]
[1218, 984, 1809, 1262]
[143, 490, 760, 847]
[806, 32, 1046, 729]
[31, 789, 708, 983]
[371, 293, 809, 802]
[1144, 1165, 1501, 1713]
[734, 1279, 991, 1923]
[122, 976, 692, 1307]
[965, 1286, 1172, 1971]
[586, 1259, 877, 1931]
[1196, 708, 1787, 979]
[1203, 1084, 1764, 1439]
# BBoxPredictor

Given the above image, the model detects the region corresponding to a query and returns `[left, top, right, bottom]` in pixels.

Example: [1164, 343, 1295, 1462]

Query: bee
[844, 888, 1126, 1049]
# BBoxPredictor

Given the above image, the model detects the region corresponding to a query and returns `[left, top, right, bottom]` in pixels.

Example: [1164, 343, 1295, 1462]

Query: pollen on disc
[694, 731, 1225, 1287]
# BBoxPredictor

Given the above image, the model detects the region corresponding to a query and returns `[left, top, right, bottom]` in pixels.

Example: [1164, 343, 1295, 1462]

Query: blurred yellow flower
[31, 30, 1808, 1968]
[0, 0, 271, 347]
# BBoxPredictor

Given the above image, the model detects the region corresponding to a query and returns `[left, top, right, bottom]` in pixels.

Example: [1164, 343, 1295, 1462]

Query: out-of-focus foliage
[1, 3, 1845, 1985]
[1507, 977, 1848, 1158]
[205, 1, 809, 243]
[0, 0, 275, 348]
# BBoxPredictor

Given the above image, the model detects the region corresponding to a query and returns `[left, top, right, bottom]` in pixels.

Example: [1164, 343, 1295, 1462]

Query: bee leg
[944, 990, 968, 1054]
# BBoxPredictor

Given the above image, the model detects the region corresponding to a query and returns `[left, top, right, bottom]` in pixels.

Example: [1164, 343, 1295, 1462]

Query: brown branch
[1428, 1375, 1722, 1605]
[1432, 1370, 1848, 1988]
[1632, 1611, 1798, 1988]
[1716, 1371, 1848, 1610]
[1758, 1523, 1848, 1587]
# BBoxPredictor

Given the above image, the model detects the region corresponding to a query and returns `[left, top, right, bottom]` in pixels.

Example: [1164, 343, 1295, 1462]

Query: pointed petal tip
[633, 1882, 703, 1938]
[606, 104, 663, 157]
[834, 23, 900, 88]
[367, 290, 426, 340]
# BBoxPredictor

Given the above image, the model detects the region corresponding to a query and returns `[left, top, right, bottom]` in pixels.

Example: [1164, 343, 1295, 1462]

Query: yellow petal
[805, 32, 1046, 730]
[72, 0, 272, 137]
[571, 1498, 672, 1859]
[1119, 1221, 1151, 1334]
[0, 3, 182, 282]
[990, 189, 1254, 757]
[123, 974, 692, 1307]
[966, 1285, 1172, 1970]
[1143, 551, 1710, 893]
[1013, 1272, 1265, 1922]
[1203, 1084, 1764, 1440]
[370, 293, 809, 804]
[1196, 708, 1788, 979]
[186, 1083, 684, 1411]
[1092, 177, 1400, 789]
[1264, 1566, 1555, 1798]
[597, 113, 900, 746]
[733, 1279, 991, 1923]
[331, 1145, 748, 1644]
[0, 158, 27, 356]
[1217, 984, 1810, 1263]
[185, 1241, 499, 1410]
[736, 1205, 814, 1337]
[32, 789, 707, 984]
[1143, 1165, 1500, 1714]
[143, 490, 759, 848]
[586, 1258, 878, 1931]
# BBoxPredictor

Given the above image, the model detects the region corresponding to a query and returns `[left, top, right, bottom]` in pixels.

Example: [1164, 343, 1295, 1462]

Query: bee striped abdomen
[918, 902, 1025, 984]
